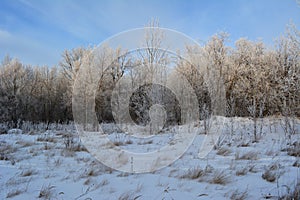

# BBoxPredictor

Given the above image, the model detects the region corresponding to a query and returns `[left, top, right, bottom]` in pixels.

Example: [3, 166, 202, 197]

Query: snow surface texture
[0, 117, 299, 199]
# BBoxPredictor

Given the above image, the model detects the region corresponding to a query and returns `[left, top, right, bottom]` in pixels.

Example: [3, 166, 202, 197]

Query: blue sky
[0, 0, 299, 66]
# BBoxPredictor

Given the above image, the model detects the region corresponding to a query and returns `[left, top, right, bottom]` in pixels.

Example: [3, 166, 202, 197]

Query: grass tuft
[20, 169, 37, 177]
[210, 170, 231, 185]
[6, 189, 24, 198]
[235, 167, 248, 176]
[235, 151, 258, 160]
[217, 147, 232, 156]
[262, 169, 276, 182]
[181, 166, 205, 180]
[38, 184, 55, 199]
[230, 189, 248, 200]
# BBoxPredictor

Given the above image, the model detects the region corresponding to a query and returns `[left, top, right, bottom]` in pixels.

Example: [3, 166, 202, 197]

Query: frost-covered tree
[274, 23, 300, 116]
[0, 22, 299, 126]
[0, 56, 28, 125]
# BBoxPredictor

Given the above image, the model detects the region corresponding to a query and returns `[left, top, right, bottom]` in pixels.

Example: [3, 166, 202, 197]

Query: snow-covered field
[0, 117, 299, 200]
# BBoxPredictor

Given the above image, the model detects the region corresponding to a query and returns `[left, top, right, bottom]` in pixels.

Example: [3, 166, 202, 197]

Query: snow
[7, 129, 23, 135]
[0, 117, 299, 199]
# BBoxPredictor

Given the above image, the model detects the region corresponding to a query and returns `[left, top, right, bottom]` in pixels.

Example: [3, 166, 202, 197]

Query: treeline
[0, 24, 299, 126]
[0, 58, 71, 124]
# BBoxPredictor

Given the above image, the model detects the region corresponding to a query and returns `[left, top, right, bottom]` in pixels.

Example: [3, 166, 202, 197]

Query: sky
[0, 0, 299, 66]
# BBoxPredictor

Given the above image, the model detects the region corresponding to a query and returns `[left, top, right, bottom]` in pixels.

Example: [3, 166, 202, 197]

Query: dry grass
[230, 189, 248, 200]
[280, 182, 300, 200]
[261, 162, 282, 182]
[79, 165, 103, 179]
[210, 170, 231, 185]
[0, 142, 17, 164]
[83, 177, 92, 185]
[88, 168, 100, 177]
[37, 135, 56, 143]
[135, 183, 143, 193]
[6, 176, 28, 187]
[235, 151, 258, 160]
[67, 143, 88, 152]
[137, 140, 153, 145]
[118, 191, 133, 200]
[117, 172, 130, 177]
[118, 190, 141, 200]
[61, 133, 88, 152]
[181, 166, 205, 180]
[217, 146, 232, 156]
[100, 179, 109, 186]
[16, 140, 34, 148]
[38, 184, 55, 199]
[205, 164, 214, 173]
[6, 189, 24, 198]
[53, 158, 62, 166]
[20, 169, 37, 177]
[262, 169, 276, 182]
[114, 139, 133, 146]
[0, 143, 17, 154]
[28, 147, 39, 156]
[60, 149, 76, 157]
[235, 167, 248, 176]
[287, 145, 300, 157]
[237, 141, 250, 147]
[268, 162, 280, 170]
[265, 149, 278, 156]
[6, 176, 31, 198]
[293, 160, 300, 167]
[27, 130, 36, 135]
[248, 163, 258, 173]
[113, 141, 124, 146]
